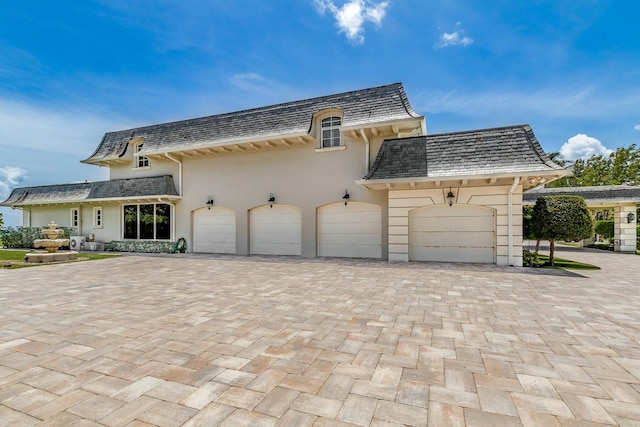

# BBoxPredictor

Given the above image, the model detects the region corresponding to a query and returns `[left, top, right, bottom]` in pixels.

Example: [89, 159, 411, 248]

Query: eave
[4, 194, 182, 208]
[357, 169, 570, 191]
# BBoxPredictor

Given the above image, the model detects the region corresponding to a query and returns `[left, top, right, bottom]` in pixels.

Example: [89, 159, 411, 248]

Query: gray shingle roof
[83, 83, 421, 164]
[363, 125, 564, 181]
[1, 175, 179, 206]
[523, 185, 640, 204]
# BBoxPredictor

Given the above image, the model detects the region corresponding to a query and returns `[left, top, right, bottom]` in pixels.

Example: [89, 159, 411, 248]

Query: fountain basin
[33, 239, 71, 253]
[25, 250, 78, 263]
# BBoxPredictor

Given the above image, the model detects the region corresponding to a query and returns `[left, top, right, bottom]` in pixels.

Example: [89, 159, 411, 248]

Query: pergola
[524, 184, 639, 253]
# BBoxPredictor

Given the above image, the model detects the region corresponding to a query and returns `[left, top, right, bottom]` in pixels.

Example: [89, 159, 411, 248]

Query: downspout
[507, 176, 520, 266]
[164, 153, 182, 196]
[359, 128, 370, 172]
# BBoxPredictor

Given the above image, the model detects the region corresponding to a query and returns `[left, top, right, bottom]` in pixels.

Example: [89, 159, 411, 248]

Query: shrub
[594, 220, 614, 240]
[107, 240, 176, 253]
[0, 226, 72, 249]
[523, 249, 543, 267]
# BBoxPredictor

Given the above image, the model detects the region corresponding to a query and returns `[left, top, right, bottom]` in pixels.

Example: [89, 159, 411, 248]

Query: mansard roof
[1, 175, 179, 207]
[361, 125, 566, 184]
[83, 83, 422, 165]
[524, 184, 640, 204]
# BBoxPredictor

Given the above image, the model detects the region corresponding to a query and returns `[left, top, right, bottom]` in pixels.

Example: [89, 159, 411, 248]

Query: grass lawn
[1, 249, 121, 269]
[537, 254, 600, 270]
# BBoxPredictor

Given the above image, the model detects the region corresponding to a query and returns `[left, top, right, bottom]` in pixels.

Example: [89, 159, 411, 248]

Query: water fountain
[25, 221, 78, 263]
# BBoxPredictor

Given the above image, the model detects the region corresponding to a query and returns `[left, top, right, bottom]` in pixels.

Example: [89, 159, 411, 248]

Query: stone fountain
[25, 222, 78, 263]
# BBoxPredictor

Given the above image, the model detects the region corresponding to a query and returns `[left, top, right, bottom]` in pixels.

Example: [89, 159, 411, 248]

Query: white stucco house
[1, 83, 567, 266]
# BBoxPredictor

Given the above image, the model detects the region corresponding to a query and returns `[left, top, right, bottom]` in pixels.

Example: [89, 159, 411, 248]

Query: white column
[614, 205, 637, 253]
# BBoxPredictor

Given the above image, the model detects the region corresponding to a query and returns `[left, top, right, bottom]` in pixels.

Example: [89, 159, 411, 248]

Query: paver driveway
[1, 246, 639, 426]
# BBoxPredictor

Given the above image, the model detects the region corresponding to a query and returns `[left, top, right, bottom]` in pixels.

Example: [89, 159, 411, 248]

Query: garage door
[250, 205, 301, 256]
[317, 202, 382, 258]
[409, 205, 495, 263]
[193, 207, 236, 253]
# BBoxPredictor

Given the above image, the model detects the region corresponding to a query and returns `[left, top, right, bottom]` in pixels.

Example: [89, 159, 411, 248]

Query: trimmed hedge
[107, 240, 176, 253]
[0, 226, 71, 249]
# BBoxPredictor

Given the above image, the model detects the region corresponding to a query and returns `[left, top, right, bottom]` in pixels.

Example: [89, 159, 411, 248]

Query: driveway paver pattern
[0, 246, 639, 426]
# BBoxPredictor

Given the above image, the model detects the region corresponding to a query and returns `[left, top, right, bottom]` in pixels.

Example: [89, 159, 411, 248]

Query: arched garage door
[250, 205, 302, 256]
[409, 205, 496, 263]
[317, 202, 382, 258]
[193, 207, 236, 253]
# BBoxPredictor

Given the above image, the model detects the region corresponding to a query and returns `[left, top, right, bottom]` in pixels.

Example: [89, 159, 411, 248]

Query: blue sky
[1, 0, 639, 226]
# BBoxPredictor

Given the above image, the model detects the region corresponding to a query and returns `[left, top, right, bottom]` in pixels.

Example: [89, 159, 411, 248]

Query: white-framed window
[135, 142, 150, 168]
[93, 207, 103, 228]
[321, 116, 342, 148]
[70, 208, 79, 228]
[123, 203, 171, 240]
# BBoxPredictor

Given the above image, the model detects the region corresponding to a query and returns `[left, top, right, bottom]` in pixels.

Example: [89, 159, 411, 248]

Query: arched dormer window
[321, 116, 342, 148]
[134, 141, 150, 169]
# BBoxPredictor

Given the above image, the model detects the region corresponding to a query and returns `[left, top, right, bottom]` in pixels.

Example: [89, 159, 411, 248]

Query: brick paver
[0, 245, 639, 426]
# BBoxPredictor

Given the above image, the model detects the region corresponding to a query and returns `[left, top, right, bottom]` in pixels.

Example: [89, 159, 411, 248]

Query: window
[70, 208, 79, 228]
[93, 207, 103, 228]
[135, 143, 150, 168]
[123, 203, 171, 240]
[321, 116, 342, 148]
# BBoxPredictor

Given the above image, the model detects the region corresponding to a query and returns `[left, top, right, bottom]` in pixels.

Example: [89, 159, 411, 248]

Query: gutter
[508, 176, 520, 266]
[165, 153, 183, 196]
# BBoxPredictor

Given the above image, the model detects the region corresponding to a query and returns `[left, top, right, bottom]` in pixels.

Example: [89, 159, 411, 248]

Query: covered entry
[317, 202, 382, 258]
[249, 205, 302, 255]
[193, 207, 236, 253]
[409, 205, 496, 263]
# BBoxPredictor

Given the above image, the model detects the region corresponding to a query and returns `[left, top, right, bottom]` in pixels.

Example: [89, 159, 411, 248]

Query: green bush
[107, 240, 176, 253]
[0, 226, 71, 249]
[523, 249, 543, 267]
[594, 220, 614, 240]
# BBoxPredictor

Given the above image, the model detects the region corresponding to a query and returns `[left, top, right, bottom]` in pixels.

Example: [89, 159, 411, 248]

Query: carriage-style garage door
[317, 202, 382, 258]
[409, 205, 496, 263]
[250, 205, 302, 256]
[193, 207, 236, 253]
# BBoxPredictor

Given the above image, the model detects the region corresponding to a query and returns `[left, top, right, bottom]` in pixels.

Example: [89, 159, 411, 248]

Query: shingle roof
[1, 175, 179, 207]
[363, 125, 565, 181]
[523, 185, 640, 204]
[83, 83, 421, 164]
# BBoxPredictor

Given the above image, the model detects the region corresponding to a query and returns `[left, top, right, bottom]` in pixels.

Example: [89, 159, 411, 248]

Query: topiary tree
[594, 219, 614, 241]
[531, 195, 593, 265]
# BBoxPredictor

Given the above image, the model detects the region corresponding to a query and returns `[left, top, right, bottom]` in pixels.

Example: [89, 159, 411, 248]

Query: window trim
[134, 142, 150, 169]
[320, 116, 342, 148]
[93, 207, 103, 229]
[70, 208, 79, 228]
[122, 203, 172, 241]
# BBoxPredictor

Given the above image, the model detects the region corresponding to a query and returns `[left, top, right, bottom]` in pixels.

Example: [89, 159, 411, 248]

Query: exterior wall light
[206, 196, 214, 210]
[628, 212, 636, 223]
[446, 189, 455, 207]
[268, 193, 275, 208]
[343, 190, 350, 205]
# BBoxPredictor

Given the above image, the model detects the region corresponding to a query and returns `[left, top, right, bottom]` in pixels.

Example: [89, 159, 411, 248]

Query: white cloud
[435, 22, 473, 48]
[559, 134, 613, 161]
[0, 166, 28, 199]
[314, 0, 389, 44]
[634, 124, 640, 131]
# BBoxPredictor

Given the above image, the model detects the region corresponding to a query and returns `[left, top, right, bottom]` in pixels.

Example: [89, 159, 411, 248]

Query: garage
[409, 205, 496, 263]
[317, 202, 382, 258]
[193, 207, 236, 253]
[250, 205, 302, 256]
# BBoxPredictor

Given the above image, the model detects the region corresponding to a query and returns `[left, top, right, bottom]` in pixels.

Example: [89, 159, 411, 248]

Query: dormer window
[135, 142, 150, 168]
[321, 116, 342, 148]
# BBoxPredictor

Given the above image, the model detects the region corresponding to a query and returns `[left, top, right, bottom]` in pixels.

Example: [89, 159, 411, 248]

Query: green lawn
[537, 254, 600, 270]
[1, 249, 121, 269]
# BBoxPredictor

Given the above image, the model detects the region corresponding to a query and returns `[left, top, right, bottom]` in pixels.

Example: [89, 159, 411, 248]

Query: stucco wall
[177, 136, 388, 257]
[387, 185, 524, 266]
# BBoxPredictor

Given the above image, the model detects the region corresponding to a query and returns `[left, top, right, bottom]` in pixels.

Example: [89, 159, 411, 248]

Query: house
[1, 83, 567, 266]
[524, 184, 639, 253]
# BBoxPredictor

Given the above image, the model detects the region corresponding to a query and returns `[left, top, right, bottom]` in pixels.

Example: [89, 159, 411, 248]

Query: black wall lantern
[343, 190, 350, 205]
[628, 212, 636, 223]
[446, 188, 455, 207]
[206, 196, 214, 210]
[268, 193, 276, 208]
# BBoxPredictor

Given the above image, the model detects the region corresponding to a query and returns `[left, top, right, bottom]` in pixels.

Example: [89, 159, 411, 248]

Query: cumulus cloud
[314, 0, 389, 44]
[559, 134, 613, 161]
[0, 166, 28, 199]
[635, 124, 640, 131]
[435, 22, 473, 48]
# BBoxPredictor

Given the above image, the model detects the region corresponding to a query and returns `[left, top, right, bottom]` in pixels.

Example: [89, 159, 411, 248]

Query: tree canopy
[547, 144, 640, 188]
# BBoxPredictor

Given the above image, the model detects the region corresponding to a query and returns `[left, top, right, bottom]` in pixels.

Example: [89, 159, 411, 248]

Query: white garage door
[317, 202, 382, 258]
[250, 205, 302, 256]
[193, 207, 236, 253]
[409, 205, 495, 263]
